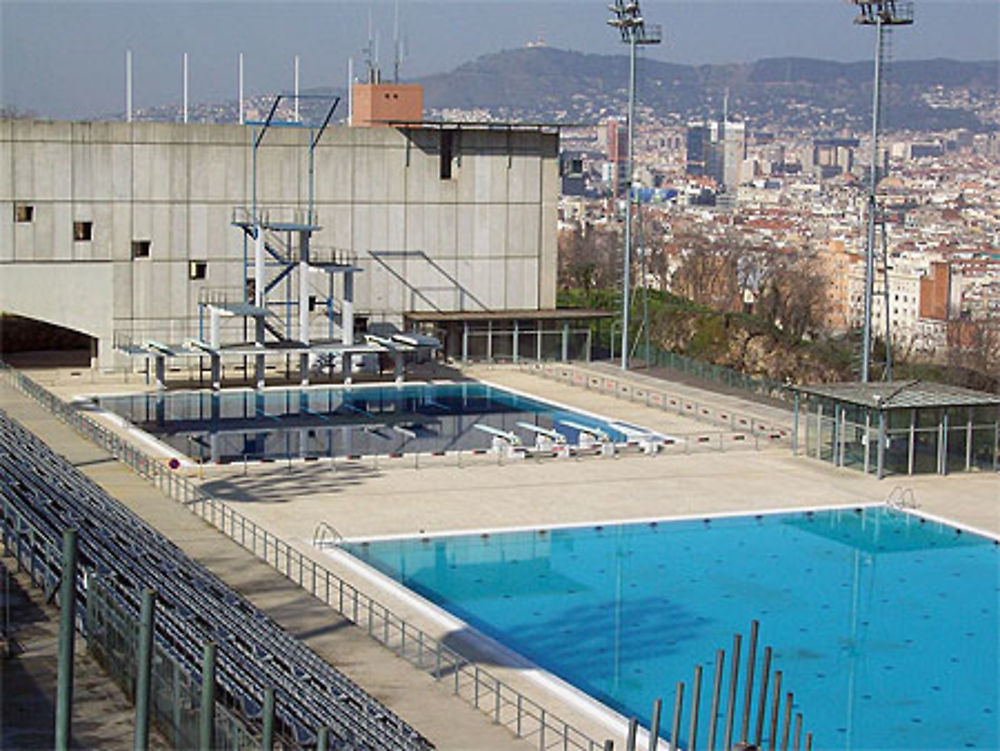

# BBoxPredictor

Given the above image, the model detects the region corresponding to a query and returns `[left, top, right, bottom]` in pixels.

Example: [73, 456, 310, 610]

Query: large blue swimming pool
[343, 507, 999, 750]
[96, 383, 633, 463]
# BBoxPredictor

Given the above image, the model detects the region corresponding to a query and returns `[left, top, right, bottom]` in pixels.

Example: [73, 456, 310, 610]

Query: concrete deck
[4, 361, 998, 748]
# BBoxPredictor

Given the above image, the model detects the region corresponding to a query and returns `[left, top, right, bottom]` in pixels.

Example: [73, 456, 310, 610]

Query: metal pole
[689, 664, 703, 751]
[262, 688, 275, 751]
[55, 529, 78, 751]
[767, 671, 783, 751]
[294, 55, 300, 122]
[754, 647, 772, 748]
[723, 633, 742, 751]
[126, 50, 133, 123]
[648, 698, 661, 751]
[133, 588, 157, 751]
[239, 53, 245, 125]
[183, 52, 189, 123]
[707, 649, 725, 751]
[621, 34, 637, 371]
[670, 682, 684, 750]
[317, 727, 329, 751]
[199, 642, 217, 750]
[626, 717, 638, 751]
[740, 621, 759, 743]
[861, 13, 884, 383]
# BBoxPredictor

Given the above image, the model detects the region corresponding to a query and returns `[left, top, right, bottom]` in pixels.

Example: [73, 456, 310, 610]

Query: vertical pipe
[723, 633, 742, 751]
[767, 671, 783, 751]
[792, 393, 799, 454]
[861, 15, 884, 383]
[689, 665, 703, 751]
[343, 272, 355, 346]
[707, 649, 725, 751]
[740, 621, 759, 743]
[199, 642, 216, 751]
[669, 682, 684, 750]
[294, 55, 300, 122]
[183, 52, 189, 123]
[648, 698, 661, 751]
[262, 688, 275, 751]
[793, 713, 803, 751]
[877, 410, 886, 479]
[238, 53, 245, 125]
[626, 717, 638, 751]
[133, 588, 157, 751]
[908, 408, 916, 475]
[781, 693, 793, 751]
[126, 50, 133, 123]
[347, 58, 354, 126]
[754, 647, 772, 748]
[621, 35, 637, 371]
[55, 529, 78, 751]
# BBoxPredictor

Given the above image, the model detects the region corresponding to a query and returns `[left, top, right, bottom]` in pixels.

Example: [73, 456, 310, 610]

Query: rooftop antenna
[851, 0, 913, 383]
[125, 49, 133, 123]
[393, 0, 402, 83]
[607, 0, 662, 372]
[364, 6, 378, 83]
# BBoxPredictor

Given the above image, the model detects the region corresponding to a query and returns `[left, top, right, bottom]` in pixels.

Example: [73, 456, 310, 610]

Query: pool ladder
[313, 521, 344, 549]
[885, 486, 918, 510]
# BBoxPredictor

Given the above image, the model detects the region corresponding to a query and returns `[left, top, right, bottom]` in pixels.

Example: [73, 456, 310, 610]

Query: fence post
[133, 588, 157, 751]
[199, 642, 217, 751]
[55, 528, 78, 751]
[262, 688, 276, 751]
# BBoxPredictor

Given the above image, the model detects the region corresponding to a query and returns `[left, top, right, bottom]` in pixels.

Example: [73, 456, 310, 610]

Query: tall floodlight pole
[852, 0, 913, 382]
[608, 0, 661, 371]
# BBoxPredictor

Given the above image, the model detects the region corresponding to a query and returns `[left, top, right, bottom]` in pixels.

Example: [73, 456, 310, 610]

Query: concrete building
[1, 118, 560, 369]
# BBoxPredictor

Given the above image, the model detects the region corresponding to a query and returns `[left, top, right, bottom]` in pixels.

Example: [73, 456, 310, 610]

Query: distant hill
[125, 47, 998, 133]
[413, 47, 999, 132]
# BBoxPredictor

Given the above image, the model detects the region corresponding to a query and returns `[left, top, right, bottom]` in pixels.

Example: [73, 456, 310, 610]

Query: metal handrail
[0, 361, 609, 751]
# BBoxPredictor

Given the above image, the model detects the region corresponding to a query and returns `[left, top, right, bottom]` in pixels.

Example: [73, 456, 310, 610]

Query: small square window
[14, 204, 34, 223]
[131, 240, 151, 259]
[189, 261, 207, 280]
[73, 221, 93, 241]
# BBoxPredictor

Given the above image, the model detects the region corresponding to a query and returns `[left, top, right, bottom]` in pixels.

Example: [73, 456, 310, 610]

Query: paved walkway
[0, 562, 169, 750]
[0, 381, 532, 750]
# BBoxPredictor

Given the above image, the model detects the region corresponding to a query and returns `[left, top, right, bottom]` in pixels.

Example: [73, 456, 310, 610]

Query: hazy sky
[2, 1, 998, 120]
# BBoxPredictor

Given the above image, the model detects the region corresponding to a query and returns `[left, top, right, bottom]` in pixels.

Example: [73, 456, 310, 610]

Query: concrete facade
[0, 119, 559, 366]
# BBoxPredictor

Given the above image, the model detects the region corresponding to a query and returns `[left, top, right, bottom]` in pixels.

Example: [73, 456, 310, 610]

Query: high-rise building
[686, 119, 744, 191]
[605, 117, 629, 197]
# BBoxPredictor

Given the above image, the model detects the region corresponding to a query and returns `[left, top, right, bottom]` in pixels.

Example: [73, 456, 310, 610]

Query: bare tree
[558, 224, 622, 293]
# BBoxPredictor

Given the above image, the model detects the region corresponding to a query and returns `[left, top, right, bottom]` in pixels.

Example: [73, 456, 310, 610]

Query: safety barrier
[0, 362, 609, 750]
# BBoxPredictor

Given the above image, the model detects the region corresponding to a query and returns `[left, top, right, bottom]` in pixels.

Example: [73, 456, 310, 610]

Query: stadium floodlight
[607, 0, 661, 371]
[851, 1, 913, 383]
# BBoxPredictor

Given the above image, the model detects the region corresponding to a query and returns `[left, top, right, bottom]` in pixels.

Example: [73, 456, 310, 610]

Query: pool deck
[4, 362, 998, 749]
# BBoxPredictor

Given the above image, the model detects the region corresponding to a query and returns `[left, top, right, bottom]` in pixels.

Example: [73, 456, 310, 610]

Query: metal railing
[0, 497, 260, 750]
[520, 361, 792, 445]
[0, 362, 610, 751]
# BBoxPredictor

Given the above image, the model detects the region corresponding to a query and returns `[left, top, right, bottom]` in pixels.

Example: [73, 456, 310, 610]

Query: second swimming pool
[343, 507, 999, 750]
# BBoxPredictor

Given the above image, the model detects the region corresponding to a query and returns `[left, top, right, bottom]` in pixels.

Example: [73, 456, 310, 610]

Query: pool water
[96, 383, 630, 463]
[343, 507, 1000, 750]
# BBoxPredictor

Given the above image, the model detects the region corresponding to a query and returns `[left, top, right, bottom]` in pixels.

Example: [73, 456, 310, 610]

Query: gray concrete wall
[0, 119, 559, 366]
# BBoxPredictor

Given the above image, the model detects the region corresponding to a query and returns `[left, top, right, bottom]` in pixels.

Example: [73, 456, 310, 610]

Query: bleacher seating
[0, 407, 434, 750]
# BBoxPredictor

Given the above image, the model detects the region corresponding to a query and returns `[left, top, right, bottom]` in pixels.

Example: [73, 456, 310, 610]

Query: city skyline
[2, 0, 998, 120]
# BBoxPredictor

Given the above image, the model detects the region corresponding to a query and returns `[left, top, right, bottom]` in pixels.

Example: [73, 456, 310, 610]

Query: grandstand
[0, 407, 433, 750]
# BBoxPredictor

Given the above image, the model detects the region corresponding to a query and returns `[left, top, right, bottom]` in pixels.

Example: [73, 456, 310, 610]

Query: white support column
[209, 307, 221, 349]
[154, 356, 166, 390]
[394, 352, 404, 383]
[254, 225, 265, 308]
[299, 231, 310, 386]
[211, 355, 221, 391]
[342, 272, 355, 345]
[255, 317, 266, 389]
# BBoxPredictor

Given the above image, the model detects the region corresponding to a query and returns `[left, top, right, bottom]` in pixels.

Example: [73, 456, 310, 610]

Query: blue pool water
[96, 383, 630, 462]
[343, 507, 1000, 750]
